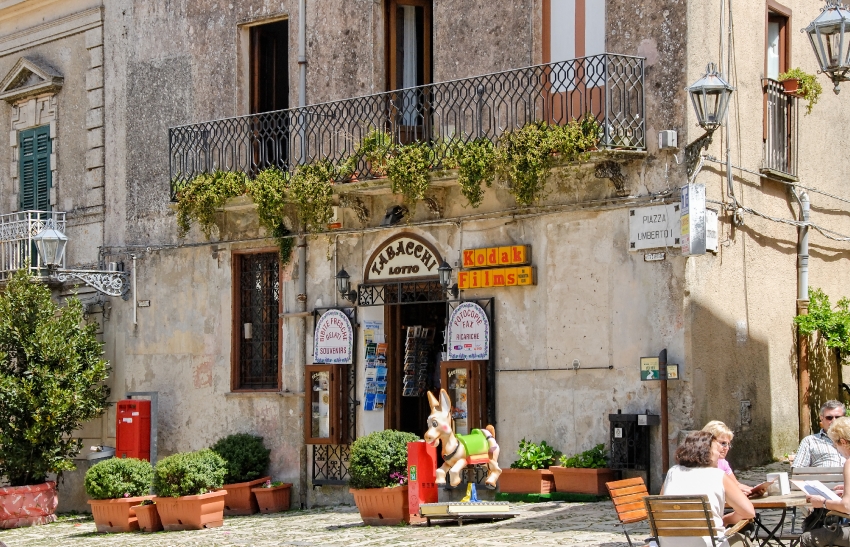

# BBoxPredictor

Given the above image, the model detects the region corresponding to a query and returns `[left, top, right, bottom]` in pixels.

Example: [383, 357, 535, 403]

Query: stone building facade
[1, 0, 849, 510]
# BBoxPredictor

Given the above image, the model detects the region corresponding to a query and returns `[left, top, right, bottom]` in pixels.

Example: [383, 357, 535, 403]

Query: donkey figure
[424, 389, 502, 489]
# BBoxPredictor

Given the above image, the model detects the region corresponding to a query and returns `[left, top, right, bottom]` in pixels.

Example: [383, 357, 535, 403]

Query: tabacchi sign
[313, 310, 353, 364]
[447, 302, 490, 360]
[364, 233, 443, 281]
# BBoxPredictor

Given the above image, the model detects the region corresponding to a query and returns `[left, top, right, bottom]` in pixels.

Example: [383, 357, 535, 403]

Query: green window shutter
[19, 126, 52, 211]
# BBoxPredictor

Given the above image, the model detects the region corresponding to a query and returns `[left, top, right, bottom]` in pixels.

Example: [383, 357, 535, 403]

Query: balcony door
[250, 19, 290, 172]
[386, 0, 432, 142]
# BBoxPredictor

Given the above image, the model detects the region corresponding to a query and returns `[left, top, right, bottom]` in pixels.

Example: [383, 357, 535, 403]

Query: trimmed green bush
[349, 430, 419, 489]
[152, 449, 227, 498]
[84, 457, 153, 500]
[210, 433, 271, 484]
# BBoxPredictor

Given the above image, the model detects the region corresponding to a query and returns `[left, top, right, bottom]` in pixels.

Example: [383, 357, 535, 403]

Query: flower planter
[498, 469, 555, 494]
[88, 495, 155, 533]
[550, 466, 618, 495]
[0, 481, 59, 529]
[131, 501, 163, 532]
[155, 490, 227, 531]
[250, 483, 292, 514]
[349, 485, 409, 526]
[781, 78, 805, 98]
[222, 476, 269, 516]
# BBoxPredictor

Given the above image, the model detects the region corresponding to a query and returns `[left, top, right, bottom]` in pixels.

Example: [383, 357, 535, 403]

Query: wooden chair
[606, 477, 650, 547]
[644, 495, 752, 547]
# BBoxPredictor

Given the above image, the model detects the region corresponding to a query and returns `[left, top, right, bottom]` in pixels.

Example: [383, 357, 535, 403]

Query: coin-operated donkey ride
[424, 389, 502, 490]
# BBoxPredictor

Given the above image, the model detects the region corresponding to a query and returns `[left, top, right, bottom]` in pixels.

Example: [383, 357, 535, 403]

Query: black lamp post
[805, 0, 850, 93]
[687, 63, 734, 131]
[335, 268, 357, 303]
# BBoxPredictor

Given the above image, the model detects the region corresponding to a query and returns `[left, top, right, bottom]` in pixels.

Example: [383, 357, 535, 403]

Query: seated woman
[702, 420, 753, 496]
[801, 416, 850, 547]
[662, 430, 755, 547]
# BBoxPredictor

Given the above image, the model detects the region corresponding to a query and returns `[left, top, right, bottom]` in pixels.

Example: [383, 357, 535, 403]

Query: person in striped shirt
[793, 400, 847, 469]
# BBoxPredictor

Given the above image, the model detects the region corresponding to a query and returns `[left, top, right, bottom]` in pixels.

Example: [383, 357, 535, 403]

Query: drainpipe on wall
[297, 0, 309, 509]
[797, 192, 811, 440]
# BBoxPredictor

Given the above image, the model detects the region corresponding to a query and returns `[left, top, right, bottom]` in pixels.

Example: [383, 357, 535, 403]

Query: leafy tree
[795, 288, 850, 356]
[0, 267, 110, 486]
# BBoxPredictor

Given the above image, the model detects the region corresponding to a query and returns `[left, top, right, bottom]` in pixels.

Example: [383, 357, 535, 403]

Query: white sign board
[681, 183, 707, 256]
[447, 302, 490, 360]
[365, 234, 442, 281]
[313, 310, 354, 364]
[629, 204, 681, 251]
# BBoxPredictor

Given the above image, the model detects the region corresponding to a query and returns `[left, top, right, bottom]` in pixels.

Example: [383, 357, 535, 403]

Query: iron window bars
[169, 54, 645, 198]
[762, 78, 798, 179]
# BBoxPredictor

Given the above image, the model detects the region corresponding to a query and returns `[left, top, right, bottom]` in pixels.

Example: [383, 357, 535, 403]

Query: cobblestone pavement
[0, 501, 636, 547]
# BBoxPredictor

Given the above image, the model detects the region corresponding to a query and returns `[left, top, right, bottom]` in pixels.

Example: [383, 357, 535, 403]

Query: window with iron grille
[233, 251, 281, 390]
[19, 125, 51, 211]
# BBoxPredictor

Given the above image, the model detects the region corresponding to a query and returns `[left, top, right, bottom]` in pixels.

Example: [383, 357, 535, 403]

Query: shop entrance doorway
[384, 301, 445, 436]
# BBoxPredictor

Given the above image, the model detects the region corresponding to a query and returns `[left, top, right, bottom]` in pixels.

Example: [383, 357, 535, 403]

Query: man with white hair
[793, 400, 847, 468]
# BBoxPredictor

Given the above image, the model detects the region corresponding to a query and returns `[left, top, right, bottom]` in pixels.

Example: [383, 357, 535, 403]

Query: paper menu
[790, 479, 841, 501]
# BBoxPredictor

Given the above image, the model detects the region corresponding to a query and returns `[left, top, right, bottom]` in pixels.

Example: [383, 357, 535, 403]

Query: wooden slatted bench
[606, 477, 649, 547]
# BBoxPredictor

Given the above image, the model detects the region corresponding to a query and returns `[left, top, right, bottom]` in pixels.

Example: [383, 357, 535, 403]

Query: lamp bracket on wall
[685, 132, 714, 179]
[55, 269, 130, 299]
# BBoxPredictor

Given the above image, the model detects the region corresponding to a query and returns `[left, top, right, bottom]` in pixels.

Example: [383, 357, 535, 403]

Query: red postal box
[407, 441, 437, 518]
[116, 399, 151, 461]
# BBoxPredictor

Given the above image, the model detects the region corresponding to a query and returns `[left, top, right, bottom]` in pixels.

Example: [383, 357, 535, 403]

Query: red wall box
[116, 399, 151, 460]
[407, 441, 437, 522]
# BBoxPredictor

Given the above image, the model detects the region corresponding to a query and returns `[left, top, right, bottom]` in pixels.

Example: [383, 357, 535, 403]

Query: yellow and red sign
[462, 245, 530, 269]
[458, 266, 535, 289]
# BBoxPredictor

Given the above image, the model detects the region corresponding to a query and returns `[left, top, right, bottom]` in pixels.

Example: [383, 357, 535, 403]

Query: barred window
[233, 252, 280, 390]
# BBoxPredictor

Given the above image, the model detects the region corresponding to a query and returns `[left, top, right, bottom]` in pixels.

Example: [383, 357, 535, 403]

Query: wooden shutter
[19, 126, 51, 211]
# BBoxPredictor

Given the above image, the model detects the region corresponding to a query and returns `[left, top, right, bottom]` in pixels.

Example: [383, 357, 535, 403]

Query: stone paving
[0, 462, 798, 547]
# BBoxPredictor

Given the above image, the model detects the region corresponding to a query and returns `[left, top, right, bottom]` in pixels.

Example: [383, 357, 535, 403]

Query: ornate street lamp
[804, 0, 850, 93]
[438, 260, 458, 298]
[687, 63, 735, 131]
[335, 268, 357, 303]
[32, 221, 129, 298]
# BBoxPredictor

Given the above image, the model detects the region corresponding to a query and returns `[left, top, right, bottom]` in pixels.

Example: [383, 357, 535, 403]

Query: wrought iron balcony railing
[169, 54, 645, 199]
[0, 210, 66, 282]
[762, 78, 798, 179]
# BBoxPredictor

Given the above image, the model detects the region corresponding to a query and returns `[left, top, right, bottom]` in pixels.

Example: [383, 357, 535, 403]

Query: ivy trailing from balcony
[287, 160, 337, 233]
[246, 167, 295, 265]
[174, 170, 247, 238]
[442, 138, 496, 208]
[386, 140, 434, 207]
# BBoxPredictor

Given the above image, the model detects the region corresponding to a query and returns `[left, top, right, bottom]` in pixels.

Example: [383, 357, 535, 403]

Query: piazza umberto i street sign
[364, 233, 443, 281]
[628, 203, 681, 251]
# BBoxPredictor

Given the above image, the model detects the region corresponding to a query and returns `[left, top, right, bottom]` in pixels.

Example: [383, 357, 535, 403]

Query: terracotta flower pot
[0, 481, 58, 529]
[349, 485, 409, 526]
[222, 476, 269, 516]
[781, 78, 805, 98]
[131, 501, 163, 532]
[250, 483, 292, 514]
[550, 466, 618, 495]
[498, 468, 555, 494]
[88, 495, 155, 533]
[155, 490, 227, 531]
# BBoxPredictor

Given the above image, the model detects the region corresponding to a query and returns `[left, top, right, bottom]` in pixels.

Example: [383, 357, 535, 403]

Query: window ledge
[224, 390, 304, 398]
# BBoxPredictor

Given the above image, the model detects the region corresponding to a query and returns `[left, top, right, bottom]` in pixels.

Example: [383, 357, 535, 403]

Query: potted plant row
[252, 479, 293, 513]
[85, 458, 155, 532]
[498, 439, 560, 494]
[550, 444, 618, 496]
[211, 433, 271, 515]
[349, 429, 420, 525]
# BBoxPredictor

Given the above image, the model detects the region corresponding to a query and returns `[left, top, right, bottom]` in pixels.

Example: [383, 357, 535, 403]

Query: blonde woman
[702, 421, 753, 496]
[801, 416, 850, 546]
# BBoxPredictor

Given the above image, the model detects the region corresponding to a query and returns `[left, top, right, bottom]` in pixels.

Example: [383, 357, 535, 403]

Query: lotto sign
[313, 310, 354, 364]
[447, 302, 490, 360]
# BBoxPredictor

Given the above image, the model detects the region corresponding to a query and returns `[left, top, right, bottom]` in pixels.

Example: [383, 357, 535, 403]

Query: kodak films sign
[458, 245, 535, 289]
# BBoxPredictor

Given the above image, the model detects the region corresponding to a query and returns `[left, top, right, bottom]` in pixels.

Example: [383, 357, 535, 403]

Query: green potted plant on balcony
[85, 457, 155, 533]
[152, 449, 227, 531]
[349, 429, 419, 525]
[210, 433, 271, 515]
[498, 439, 561, 494]
[778, 68, 823, 115]
[0, 267, 110, 529]
[549, 443, 617, 496]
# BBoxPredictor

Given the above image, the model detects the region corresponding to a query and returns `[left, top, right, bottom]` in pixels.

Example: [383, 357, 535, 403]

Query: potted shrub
[152, 449, 227, 531]
[0, 268, 110, 529]
[84, 457, 154, 533]
[349, 429, 419, 525]
[211, 433, 271, 515]
[778, 68, 823, 115]
[251, 479, 293, 513]
[498, 439, 561, 494]
[550, 443, 618, 496]
[131, 499, 162, 532]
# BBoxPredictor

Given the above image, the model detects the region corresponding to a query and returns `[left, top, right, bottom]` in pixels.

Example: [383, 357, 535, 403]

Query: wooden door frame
[385, 0, 433, 92]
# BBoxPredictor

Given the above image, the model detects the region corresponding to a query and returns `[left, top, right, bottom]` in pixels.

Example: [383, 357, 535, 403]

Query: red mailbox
[116, 399, 151, 460]
[407, 441, 438, 520]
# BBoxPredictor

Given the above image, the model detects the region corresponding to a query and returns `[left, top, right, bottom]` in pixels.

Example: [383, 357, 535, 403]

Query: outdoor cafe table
[728, 492, 808, 546]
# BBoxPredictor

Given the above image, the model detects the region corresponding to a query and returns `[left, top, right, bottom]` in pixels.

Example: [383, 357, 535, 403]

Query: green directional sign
[640, 357, 660, 380]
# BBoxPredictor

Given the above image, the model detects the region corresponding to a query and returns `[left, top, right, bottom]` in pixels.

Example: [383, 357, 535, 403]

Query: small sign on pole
[640, 357, 660, 380]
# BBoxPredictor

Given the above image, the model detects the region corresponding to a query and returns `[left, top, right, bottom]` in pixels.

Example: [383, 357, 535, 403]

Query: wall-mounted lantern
[438, 260, 459, 298]
[335, 268, 357, 303]
[687, 63, 734, 131]
[804, 0, 850, 93]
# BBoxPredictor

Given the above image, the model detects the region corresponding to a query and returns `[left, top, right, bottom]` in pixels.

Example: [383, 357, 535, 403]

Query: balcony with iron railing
[761, 78, 798, 181]
[0, 210, 66, 282]
[169, 54, 645, 198]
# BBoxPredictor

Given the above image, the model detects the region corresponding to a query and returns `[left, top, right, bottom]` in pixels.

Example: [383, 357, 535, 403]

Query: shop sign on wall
[447, 302, 490, 360]
[458, 267, 534, 289]
[462, 245, 530, 268]
[458, 244, 535, 289]
[628, 204, 681, 251]
[364, 233, 443, 281]
[313, 309, 354, 364]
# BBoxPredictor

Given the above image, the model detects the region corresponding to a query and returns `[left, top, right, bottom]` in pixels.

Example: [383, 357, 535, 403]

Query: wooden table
[741, 492, 808, 546]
